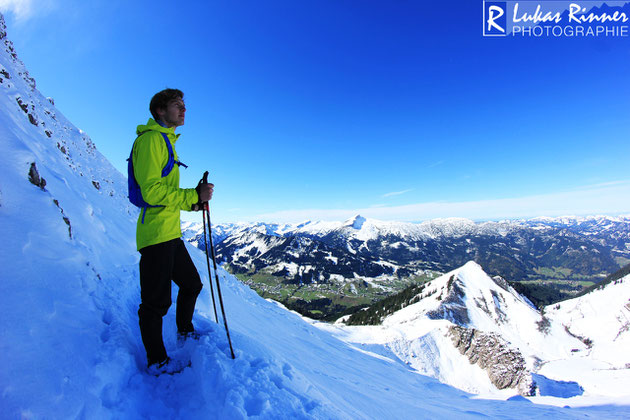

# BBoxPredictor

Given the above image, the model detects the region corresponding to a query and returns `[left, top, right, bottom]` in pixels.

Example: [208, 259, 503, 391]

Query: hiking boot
[177, 330, 201, 346]
[177, 331, 201, 341]
[147, 356, 190, 376]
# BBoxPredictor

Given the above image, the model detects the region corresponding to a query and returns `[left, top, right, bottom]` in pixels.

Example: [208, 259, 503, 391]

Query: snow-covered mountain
[184, 214, 629, 284]
[185, 213, 630, 244]
[181, 213, 630, 319]
[317, 261, 630, 401]
[1, 14, 629, 418]
[319, 263, 576, 395]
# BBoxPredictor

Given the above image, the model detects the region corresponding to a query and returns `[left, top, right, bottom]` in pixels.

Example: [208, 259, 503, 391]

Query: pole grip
[201, 171, 210, 209]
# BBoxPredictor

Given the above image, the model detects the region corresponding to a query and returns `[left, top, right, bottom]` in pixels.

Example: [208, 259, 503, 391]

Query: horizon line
[187, 211, 630, 226]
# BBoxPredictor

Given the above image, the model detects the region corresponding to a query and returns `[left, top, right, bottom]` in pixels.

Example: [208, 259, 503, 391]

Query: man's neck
[157, 119, 176, 130]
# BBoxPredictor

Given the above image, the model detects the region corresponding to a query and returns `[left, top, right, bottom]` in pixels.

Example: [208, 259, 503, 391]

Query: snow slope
[548, 274, 630, 367]
[1, 14, 630, 419]
[540, 273, 630, 399]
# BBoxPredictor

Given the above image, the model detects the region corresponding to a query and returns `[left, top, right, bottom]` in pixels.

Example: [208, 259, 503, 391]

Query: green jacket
[133, 118, 198, 250]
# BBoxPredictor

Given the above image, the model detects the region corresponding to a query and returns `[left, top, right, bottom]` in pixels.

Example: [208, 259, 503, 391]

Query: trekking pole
[200, 179, 218, 323]
[202, 172, 236, 359]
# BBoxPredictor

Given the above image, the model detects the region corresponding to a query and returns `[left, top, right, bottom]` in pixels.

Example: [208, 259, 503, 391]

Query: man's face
[158, 99, 186, 128]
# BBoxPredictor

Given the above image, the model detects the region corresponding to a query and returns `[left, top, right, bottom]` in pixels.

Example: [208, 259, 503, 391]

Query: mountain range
[182, 214, 630, 319]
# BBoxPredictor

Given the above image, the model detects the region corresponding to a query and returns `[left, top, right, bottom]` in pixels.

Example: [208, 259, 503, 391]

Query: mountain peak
[460, 260, 483, 273]
[384, 261, 541, 334]
[344, 214, 366, 230]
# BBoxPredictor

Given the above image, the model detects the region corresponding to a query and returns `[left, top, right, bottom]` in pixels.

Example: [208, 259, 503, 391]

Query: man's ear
[155, 107, 165, 120]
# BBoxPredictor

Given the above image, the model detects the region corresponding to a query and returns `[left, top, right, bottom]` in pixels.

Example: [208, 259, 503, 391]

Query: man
[132, 88, 213, 374]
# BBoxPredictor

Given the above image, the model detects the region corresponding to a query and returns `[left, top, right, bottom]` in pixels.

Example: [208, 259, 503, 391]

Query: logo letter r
[487, 5, 506, 33]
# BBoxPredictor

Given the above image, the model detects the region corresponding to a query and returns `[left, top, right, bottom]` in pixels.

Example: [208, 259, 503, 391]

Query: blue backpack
[127, 131, 187, 223]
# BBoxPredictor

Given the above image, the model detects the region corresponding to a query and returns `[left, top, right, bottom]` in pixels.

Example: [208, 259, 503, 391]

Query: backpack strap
[160, 132, 187, 177]
[134, 130, 187, 174]
[141, 207, 148, 224]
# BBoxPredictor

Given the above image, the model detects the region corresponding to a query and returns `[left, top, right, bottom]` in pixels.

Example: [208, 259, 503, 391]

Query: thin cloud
[382, 189, 413, 198]
[0, 0, 55, 22]
[427, 160, 445, 169]
[0, 0, 34, 21]
[251, 181, 630, 224]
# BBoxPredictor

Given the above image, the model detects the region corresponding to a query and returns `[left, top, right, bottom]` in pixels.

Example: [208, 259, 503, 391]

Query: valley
[183, 214, 630, 320]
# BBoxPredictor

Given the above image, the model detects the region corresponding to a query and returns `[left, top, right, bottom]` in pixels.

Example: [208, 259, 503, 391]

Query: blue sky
[2, 0, 629, 224]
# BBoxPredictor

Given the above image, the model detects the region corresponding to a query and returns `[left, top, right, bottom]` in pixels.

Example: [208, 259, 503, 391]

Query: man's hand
[192, 171, 213, 211]
[192, 183, 214, 211]
[196, 182, 214, 203]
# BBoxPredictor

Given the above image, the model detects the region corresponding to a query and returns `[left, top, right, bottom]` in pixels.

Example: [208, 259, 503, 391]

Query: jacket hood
[136, 118, 181, 141]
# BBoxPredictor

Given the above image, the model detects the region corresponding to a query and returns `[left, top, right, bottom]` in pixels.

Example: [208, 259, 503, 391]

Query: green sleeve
[132, 133, 199, 210]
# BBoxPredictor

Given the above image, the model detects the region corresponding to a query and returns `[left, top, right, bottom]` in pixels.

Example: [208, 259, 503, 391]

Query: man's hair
[149, 88, 184, 121]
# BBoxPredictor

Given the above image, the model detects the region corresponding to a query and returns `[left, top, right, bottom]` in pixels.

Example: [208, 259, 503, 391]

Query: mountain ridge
[182, 213, 630, 318]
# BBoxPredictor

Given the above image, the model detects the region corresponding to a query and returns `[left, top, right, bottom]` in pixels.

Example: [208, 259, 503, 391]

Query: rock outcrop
[449, 325, 535, 396]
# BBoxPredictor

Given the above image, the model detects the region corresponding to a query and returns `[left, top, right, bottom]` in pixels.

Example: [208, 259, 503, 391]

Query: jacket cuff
[183, 188, 199, 211]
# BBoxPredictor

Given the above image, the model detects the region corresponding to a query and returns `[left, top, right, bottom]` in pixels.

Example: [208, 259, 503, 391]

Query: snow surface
[1, 14, 630, 419]
[540, 274, 630, 399]
[546, 275, 630, 367]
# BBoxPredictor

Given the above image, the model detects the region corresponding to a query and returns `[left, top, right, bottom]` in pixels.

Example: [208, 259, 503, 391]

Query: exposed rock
[563, 325, 593, 348]
[491, 275, 511, 292]
[490, 290, 508, 323]
[16, 96, 28, 113]
[28, 162, 46, 190]
[448, 325, 535, 396]
[18, 70, 35, 90]
[427, 276, 470, 325]
[53, 199, 72, 239]
[0, 13, 6, 40]
[63, 216, 72, 238]
[15, 96, 39, 125]
[536, 315, 551, 334]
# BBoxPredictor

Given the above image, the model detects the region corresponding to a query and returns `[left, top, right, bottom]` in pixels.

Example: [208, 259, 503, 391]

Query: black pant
[138, 238, 203, 365]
